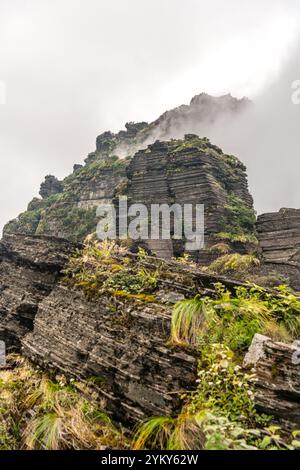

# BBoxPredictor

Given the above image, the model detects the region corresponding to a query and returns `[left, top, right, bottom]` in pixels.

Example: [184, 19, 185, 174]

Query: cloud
[0, 0, 300, 230]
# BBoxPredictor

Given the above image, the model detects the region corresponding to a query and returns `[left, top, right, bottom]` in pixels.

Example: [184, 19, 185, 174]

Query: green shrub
[171, 284, 300, 352]
[206, 253, 260, 277]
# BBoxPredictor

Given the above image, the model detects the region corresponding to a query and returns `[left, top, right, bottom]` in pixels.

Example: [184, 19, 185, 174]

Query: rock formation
[1, 92, 300, 439]
[257, 208, 300, 290]
[4, 134, 256, 264]
[125, 135, 254, 260]
[1, 232, 299, 430]
[4, 93, 253, 253]
[244, 334, 300, 430]
[0, 233, 75, 350]
[39, 175, 63, 199]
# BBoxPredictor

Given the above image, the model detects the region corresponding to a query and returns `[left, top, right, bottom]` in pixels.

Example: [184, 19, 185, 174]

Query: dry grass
[0, 355, 127, 450]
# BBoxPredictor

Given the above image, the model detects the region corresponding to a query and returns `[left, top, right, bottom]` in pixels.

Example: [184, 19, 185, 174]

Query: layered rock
[22, 284, 197, 425]
[39, 175, 63, 199]
[244, 334, 300, 430]
[0, 233, 75, 350]
[256, 209, 300, 290]
[4, 93, 253, 250]
[1, 233, 300, 429]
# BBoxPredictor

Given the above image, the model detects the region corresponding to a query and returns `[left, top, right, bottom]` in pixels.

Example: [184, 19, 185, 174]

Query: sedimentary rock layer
[0, 233, 75, 349]
[244, 334, 300, 430]
[257, 208, 300, 290]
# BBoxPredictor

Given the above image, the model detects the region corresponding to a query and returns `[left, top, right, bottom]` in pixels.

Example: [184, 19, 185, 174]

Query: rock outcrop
[244, 334, 300, 430]
[0, 233, 75, 350]
[0, 232, 250, 425]
[125, 135, 254, 260]
[1, 233, 300, 430]
[39, 175, 63, 199]
[22, 284, 197, 425]
[4, 93, 254, 253]
[257, 209, 300, 290]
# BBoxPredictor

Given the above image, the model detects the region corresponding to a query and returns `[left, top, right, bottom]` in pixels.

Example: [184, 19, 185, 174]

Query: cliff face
[125, 135, 254, 260]
[256, 208, 300, 290]
[22, 284, 197, 425]
[0, 233, 75, 349]
[1, 233, 300, 431]
[244, 334, 300, 430]
[4, 134, 255, 265]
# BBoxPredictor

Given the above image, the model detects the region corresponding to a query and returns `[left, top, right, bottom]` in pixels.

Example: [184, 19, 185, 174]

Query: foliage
[0, 355, 126, 450]
[188, 344, 261, 424]
[4, 208, 42, 235]
[171, 284, 300, 352]
[36, 205, 97, 241]
[214, 193, 257, 243]
[64, 240, 159, 301]
[215, 231, 258, 244]
[209, 243, 231, 255]
[171, 296, 210, 346]
[206, 253, 260, 277]
[132, 342, 300, 450]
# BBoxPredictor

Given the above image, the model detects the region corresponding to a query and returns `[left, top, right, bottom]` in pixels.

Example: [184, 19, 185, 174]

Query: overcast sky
[0, 0, 300, 231]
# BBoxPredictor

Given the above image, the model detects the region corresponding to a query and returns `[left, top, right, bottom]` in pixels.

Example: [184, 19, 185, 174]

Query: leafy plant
[171, 295, 212, 346]
[171, 284, 300, 352]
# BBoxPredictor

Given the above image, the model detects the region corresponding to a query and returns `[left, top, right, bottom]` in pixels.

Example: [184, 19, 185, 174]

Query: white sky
[0, 0, 300, 230]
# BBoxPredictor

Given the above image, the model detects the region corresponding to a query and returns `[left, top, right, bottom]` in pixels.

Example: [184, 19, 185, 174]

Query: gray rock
[243, 333, 269, 367]
[245, 334, 300, 430]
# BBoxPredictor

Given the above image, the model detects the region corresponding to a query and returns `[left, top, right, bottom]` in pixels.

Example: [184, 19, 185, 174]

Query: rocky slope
[0, 233, 75, 350]
[1, 92, 300, 445]
[4, 94, 253, 251]
[1, 233, 300, 432]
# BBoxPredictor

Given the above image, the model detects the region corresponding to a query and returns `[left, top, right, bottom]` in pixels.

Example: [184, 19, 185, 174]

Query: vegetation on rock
[0, 355, 126, 450]
[133, 283, 300, 450]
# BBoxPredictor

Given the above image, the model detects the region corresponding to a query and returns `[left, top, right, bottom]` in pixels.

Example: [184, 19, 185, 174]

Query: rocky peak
[39, 175, 63, 199]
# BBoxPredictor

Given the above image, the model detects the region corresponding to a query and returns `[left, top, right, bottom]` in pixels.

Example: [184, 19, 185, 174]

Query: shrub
[0, 355, 126, 450]
[171, 284, 300, 352]
[206, 253, 260, 277]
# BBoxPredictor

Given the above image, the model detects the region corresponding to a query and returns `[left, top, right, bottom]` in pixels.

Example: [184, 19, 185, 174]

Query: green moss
[64, 241, 159, 302]
[216, 193, 257, 242]
[36, 205, 97, 242]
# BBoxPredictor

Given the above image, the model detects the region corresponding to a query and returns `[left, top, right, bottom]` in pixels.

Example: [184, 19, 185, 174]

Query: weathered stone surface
[125, 135, 254, 261]
[244, 334, 300, 430]
[22, 284, 197, 425]
[257, 208, 300, 290]
[1, 233, 299, 429]
[0, 233, 76, 350]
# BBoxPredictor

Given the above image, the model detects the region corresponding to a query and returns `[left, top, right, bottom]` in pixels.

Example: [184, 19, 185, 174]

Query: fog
[0, 0, 300, 230]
